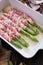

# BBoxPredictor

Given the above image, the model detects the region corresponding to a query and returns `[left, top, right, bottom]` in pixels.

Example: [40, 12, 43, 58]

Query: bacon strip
[0, 7, 34, 42]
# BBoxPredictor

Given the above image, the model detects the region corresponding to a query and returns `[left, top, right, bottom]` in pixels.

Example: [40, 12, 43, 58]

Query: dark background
[0, 38, 43, 65]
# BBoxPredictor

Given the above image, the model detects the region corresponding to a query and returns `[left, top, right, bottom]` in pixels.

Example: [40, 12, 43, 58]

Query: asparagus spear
[9, 61, 13, 65]
[11, 40, 22, 49]
[20, 29, 39, 42]
[34, 23, 43, 32]
[25, 28, 36, 35]
[20, 35, 29, 46]
[27, 23, 39, 35]
[15, 36, 29, 48]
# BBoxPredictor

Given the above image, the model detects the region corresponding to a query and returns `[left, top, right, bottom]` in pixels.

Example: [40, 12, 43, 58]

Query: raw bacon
[0, 7, 35, 42]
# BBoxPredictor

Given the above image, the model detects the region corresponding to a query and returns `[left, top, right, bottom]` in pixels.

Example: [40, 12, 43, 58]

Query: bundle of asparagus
[0, 6, 43, 49]
[0, 20, 29, 49]
[3, 7, 39, 36]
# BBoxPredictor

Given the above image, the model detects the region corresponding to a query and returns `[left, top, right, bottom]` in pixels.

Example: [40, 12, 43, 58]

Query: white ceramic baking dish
[0, 0, 43, 58]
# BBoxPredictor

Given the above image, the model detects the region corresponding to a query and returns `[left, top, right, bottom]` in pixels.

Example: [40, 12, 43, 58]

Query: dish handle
[40, 43, 43, 50]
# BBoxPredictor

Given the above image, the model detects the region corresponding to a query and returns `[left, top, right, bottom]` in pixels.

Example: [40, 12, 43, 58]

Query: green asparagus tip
[20, 29, 39, 42]
[35, 29, 39, 35]
[31, 37, 39, 42]
[34, 23, 43, 33]
[25, 28, 37, 36]
[20, 36, 29, 47]
[11, 40, 22, 49]
[27, 23, 39, 35]
[15, 37, 29, 48]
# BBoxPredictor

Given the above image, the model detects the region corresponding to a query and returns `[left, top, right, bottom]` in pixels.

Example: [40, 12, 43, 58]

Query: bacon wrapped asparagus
[1, 6, 43, 49]
[3, 8, 39, 35]
[0, 15, 38, 42]
[0, 19, 29, 48]
[0, 6, 43, 50]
